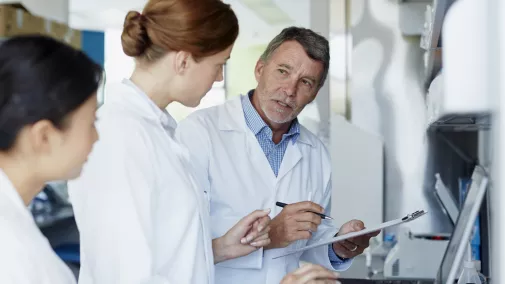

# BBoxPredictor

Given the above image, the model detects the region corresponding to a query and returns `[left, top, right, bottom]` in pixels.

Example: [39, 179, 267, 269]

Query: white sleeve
[0, 227, 48, 284]
[176, 116, 264, 270]
[0, 256, 42, 283]
[68, 118, 171, 284]
[300, 177, 353, 271]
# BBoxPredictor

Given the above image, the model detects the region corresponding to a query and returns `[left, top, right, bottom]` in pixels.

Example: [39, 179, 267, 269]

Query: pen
[275, 202, 334, 220]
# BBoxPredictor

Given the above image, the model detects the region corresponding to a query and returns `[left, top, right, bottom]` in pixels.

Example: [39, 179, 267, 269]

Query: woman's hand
[280, 264, 341, 284]
[213, 209, 271, 263]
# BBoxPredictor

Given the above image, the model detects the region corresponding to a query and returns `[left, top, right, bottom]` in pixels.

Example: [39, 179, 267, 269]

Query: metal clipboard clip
[402, 210, 427, 221]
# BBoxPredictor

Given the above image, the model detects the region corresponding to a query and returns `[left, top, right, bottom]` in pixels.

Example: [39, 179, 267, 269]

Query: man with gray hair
[176, 27, 378, 284]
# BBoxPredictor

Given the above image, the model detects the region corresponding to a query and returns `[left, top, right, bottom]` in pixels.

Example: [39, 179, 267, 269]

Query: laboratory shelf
[420, 0, 456, 86]
[428, 113, 491, 132]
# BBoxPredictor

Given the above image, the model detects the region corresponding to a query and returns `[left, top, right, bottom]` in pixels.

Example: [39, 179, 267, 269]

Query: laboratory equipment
[437, 166, 489, 284]
[434, 173, 459, 224]
[384, 227, 449, 279]
[457, 261, 484, 284]
[349, 165, 489, 284]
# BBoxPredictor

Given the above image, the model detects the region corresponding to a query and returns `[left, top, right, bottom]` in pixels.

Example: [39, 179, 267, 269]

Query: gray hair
[260, 26, 330, 89]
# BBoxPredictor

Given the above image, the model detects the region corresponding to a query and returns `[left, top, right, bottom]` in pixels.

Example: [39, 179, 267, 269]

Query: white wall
[350, 0, 433, 233]
[330, 115, 383, 235]
[227, 0, 310, 47]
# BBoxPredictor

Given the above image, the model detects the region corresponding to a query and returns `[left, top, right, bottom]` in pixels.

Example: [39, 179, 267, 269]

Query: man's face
[254, 40, 324, 126]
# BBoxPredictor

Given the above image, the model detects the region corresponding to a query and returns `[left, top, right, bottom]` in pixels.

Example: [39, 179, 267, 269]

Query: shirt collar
[241, 90, 300, 143]
[0, 169, 32, 219]
[122, 78, 178, 130]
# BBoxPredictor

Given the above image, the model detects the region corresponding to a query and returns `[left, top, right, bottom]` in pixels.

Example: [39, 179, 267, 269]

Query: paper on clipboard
[272, 210, 428, 259]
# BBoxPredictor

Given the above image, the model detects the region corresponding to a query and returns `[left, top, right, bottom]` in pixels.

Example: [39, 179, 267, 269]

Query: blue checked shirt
[241, 91, 348, 267]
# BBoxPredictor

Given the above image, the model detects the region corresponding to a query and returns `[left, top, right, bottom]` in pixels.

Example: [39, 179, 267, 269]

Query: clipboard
[272, 209, 428, 259]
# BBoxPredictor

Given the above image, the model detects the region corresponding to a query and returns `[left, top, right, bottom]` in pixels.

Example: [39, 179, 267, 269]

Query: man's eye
[278, 69, 287, 74]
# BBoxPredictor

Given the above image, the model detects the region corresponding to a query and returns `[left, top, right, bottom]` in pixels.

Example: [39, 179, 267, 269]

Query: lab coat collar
[0, 169, 32, 219]
[116, 79, 178, 130]
[218, 95, 314, 147]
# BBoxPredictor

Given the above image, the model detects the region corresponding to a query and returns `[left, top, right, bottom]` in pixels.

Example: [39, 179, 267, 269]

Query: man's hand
[266, 201, 324, 249]
[213, 209, 271, 263]
[331, 219, 380, 259]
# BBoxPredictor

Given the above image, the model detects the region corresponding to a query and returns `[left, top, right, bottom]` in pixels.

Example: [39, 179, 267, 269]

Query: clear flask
[457, 261, 485, 284]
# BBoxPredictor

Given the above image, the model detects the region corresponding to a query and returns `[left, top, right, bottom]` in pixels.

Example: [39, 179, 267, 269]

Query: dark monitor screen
[437, 166, 489, 284]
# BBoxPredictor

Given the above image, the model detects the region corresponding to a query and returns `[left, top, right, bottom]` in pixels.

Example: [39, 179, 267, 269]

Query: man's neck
[250, 90, 292, 144]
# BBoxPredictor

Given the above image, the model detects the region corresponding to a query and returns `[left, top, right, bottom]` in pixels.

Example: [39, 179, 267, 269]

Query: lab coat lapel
[0, 170, 29, 217]
[219, 97, 277, 185]
[246, 130, 277, 183]
[276, 141, 302, 181]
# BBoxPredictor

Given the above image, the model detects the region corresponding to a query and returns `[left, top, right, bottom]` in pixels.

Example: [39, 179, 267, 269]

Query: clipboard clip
[402, 210, 426, 221]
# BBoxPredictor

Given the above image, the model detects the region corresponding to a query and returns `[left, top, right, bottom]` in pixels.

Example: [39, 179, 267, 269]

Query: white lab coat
[176, 96, 352, 284]
[67, 79, 214, 284]
[0, 170, 76, 284]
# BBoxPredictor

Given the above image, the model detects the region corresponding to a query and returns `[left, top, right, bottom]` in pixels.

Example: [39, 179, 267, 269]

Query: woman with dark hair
[0, 35, 102, 283]
[67, 0, 271, 283]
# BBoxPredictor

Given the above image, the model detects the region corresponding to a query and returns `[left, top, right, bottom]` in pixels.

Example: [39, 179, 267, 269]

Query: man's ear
[174, 51, 192, 75]
[254, 59, 265, 83]
[28, 120, 59, 154]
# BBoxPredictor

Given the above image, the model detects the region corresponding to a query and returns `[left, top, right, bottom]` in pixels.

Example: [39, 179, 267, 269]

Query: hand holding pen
[266, 192, 330, 250]
[275, 202, 333, 220]
[276, 191, 333, 220]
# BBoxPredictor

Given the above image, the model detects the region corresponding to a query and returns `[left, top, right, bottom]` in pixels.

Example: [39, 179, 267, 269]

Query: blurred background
[2, 0, 501, 282]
